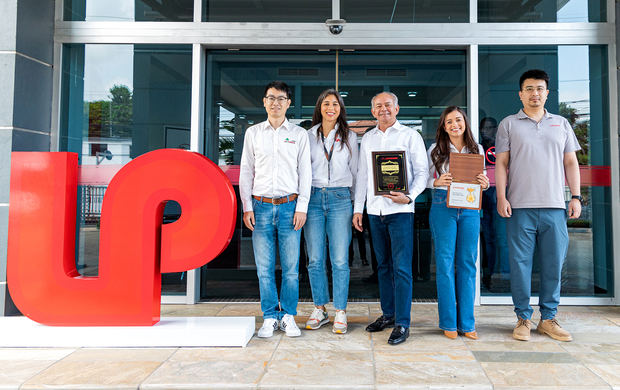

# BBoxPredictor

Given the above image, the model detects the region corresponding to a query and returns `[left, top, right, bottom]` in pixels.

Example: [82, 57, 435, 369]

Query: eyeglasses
[265, 95, 289, 104]
[523, 86, 546, 93]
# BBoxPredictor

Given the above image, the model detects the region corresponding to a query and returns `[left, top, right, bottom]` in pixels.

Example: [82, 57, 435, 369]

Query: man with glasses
[495, 69, 582, 342]
[239, 80, 312, 338]
[353, 92, 429, 345]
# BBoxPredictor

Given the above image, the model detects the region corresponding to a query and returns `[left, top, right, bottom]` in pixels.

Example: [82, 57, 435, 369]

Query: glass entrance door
[200, 49, 466, 301]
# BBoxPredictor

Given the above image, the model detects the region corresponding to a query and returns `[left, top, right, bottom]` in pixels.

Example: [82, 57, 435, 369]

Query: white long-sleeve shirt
[239, 119, 312, 213]
[308, 124, 358, 193]
[426, 142, 486, 190]
[354, 120, 429, 216]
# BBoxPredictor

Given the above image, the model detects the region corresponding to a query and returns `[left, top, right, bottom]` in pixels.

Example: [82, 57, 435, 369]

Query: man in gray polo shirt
[495, 69, 582, 342]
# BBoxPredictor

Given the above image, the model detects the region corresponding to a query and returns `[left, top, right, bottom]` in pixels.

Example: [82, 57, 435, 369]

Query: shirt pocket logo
[283, 137, 296, 144]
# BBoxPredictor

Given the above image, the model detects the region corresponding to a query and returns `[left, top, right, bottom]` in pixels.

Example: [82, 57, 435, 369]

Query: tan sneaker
[513, 318, 532, 341]
[537, 318, 573, 342]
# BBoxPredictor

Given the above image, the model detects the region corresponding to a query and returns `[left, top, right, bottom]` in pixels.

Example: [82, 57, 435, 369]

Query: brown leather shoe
[443, 330, 457, 339]
[513, 318, 532, 341]
[537, 318, 573, 342]
[464, 331, 478, 340]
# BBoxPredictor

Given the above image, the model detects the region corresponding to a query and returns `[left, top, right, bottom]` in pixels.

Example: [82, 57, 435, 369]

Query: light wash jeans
[429, 189, 479, 333]
[506, 208, 568, 321]
[252, 197, 301, 320]
[303, 187, 352, 311]
[368, 212, 414, 328]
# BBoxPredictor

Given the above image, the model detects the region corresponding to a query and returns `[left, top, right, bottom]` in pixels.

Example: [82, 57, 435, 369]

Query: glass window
[64, 0, 193, 21]
[202, 0, 331, 22]
[478, 0, 606, 22]
[202, 49, 466, 302]
[479, 45, 613, 297]
[59, 44, 193, 295]
[341, 0, 468, 23]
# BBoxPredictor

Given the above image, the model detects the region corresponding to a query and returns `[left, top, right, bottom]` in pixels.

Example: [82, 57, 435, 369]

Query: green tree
[559, 102, 589, 165]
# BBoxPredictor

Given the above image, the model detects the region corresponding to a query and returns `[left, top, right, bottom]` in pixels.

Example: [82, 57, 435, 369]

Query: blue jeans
[368, 212, 414, 327]
[506, 208, 568, 321]
[252, 197, 301, 320]
[429, 190, 479, 333]
[304, 187, 352, 311]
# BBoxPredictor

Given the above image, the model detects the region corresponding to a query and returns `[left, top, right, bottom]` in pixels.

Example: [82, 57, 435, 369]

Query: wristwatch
[406, 196, 413, 204]
[571, 195, 582, 203]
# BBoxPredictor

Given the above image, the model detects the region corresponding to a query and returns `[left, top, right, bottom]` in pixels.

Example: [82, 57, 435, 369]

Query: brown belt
[253, 194, 298, 205]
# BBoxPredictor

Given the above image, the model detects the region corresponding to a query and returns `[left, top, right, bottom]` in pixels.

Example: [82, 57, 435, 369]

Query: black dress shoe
[388, 326, 409, 345]
[365, 315, 395, 332]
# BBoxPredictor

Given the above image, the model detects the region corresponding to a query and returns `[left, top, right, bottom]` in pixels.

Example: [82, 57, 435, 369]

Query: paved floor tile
[0, 349, 75, 390]
[480, 362, 610, 387]
[466, 341, 565, 352]
[584, 364, 620, 387]
[278, 325, 371, 351]
[260, 359, 374, 388]
[375, 361, 491, 388]
[472, 351, 576, 363]
[162, 303, 226, 317]
[142, 360, 265, 389]
[21, 348, 176, 390]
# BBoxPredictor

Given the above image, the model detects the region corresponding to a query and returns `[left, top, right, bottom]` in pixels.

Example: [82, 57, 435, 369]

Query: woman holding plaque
[427, 106, 489, 340]
[303, 89, 358, 334]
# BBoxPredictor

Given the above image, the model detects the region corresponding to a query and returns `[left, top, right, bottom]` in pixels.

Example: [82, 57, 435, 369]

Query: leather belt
[253, 194, 298, 205]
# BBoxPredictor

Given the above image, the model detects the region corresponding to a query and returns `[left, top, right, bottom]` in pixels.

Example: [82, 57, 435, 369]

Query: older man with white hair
[353, 91, 429, 345]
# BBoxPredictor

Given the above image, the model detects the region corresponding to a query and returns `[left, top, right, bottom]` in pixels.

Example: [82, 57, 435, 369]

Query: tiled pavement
[2, 303, 619, 389]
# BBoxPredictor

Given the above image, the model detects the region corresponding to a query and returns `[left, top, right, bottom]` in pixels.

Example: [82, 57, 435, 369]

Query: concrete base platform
[0, 316, 255, 347]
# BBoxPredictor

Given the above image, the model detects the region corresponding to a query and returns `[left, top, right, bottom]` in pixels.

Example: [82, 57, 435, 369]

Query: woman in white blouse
[304, 89, 358, 334]
[427, 106, 489, 340]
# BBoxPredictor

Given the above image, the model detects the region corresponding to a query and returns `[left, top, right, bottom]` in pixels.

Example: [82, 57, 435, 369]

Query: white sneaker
[305, 307, 329, 330]
[257, 318, 279, 338]
[332, 310, 348, 334]
[280, 314, 301, 337]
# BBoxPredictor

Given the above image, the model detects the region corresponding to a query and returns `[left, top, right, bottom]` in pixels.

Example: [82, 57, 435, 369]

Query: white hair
[371, 91, 399, 108]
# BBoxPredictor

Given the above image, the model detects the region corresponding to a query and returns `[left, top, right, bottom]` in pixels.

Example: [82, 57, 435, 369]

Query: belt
[253, 194, 298, 205]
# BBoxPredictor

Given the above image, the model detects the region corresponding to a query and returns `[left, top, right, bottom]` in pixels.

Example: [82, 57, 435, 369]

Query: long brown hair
[311, 89, 351, 153]
[430, 106, 478, 175]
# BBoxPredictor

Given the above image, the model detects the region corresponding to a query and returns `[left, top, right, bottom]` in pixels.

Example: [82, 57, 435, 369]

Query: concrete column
[0, 0, 54, 316]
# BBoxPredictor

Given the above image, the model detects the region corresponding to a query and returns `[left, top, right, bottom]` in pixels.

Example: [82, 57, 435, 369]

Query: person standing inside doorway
[427, 106, 489, 340]
[303, 89, 358, 334]
[353, 92, 429, 345]
[239, 81, 312, 338]
[495, 69, 582, 342]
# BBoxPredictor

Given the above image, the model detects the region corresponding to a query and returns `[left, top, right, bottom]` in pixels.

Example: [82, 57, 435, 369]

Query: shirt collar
[266, 118, 291, 131]
[517, 108, 550, 120]
[374, 120, 401, 134]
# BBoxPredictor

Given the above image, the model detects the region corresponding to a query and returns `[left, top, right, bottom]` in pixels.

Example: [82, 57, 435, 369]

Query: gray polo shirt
[495, 109, 581, 209]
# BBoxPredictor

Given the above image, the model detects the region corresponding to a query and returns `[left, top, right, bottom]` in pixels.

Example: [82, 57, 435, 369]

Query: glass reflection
[202, 0, 330, 22]
[60, 44, 192, 295]
[341, 0, 468, 23]
[478, 0, 606, 22]
[203, 50, 466, 301]
[479, 45, 613, 297]
[64, 0, 193, 21]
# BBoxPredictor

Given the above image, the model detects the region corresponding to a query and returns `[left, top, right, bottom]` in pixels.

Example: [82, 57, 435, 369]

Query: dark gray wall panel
[16, 0, 54, 64]
[12, 129, 50, 152]
[13, 55, 53, 133]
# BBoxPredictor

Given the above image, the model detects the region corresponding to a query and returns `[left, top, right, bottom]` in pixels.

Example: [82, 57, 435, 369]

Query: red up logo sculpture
[7, 149, 236, 326]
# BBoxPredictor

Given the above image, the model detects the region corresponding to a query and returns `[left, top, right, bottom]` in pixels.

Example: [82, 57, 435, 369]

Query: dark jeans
[368, 212, 414, 327]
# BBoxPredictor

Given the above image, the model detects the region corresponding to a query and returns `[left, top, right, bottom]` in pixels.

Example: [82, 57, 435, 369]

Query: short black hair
[264, 81, 292, 99]
[519, 69, 549, 90]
